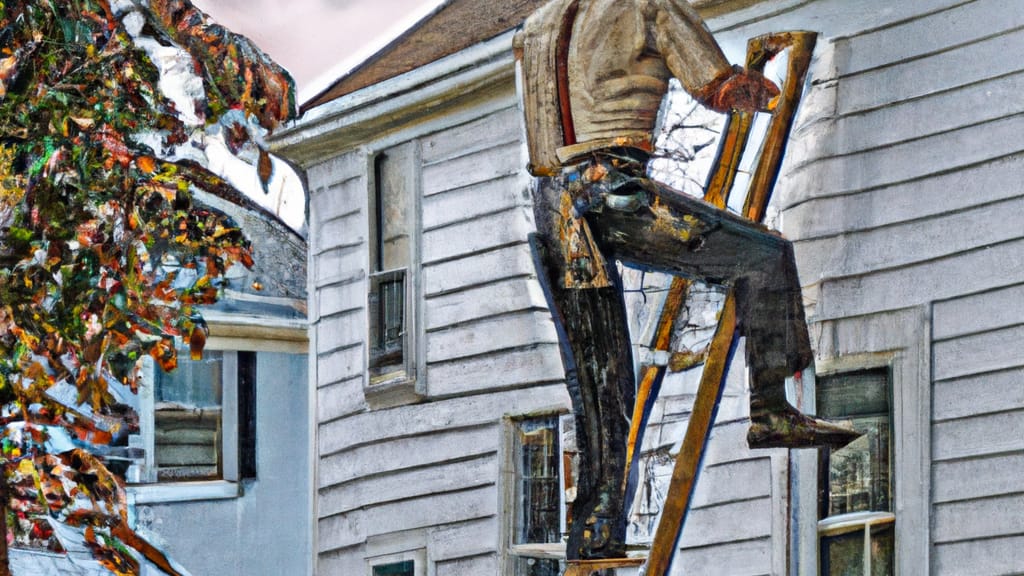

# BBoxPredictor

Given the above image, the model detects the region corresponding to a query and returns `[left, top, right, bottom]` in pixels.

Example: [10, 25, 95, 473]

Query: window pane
[826, 415, 891, 516]
[237, 351, 257, 479]
[369, 268, 406, 379]
[818, 369, 892, 517]
[372, 149, 412, 273]
[816, 370, 889, 419]
[514, 556, 562, 576]
[372, 560, 414, 576]
[513, 417, 561, 545]
[821, 529, 864, 576]
[154, 350, 223, 481]
[870, 522, 895, 576]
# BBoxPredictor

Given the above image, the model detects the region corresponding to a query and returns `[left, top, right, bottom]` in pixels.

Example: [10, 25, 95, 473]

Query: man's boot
[747, 372, 860, 449]
[735, 276, 860, 450]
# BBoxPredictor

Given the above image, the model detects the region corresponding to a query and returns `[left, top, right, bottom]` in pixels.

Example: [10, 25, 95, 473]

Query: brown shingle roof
[301, 0, 547, 111]
[299, 0, 749, 112]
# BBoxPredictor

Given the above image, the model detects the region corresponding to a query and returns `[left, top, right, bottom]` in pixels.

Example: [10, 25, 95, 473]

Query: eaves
[270, 30, 516, 168]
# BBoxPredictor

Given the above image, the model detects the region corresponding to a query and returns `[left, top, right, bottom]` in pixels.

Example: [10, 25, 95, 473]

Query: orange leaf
[136, 155, 156, 174]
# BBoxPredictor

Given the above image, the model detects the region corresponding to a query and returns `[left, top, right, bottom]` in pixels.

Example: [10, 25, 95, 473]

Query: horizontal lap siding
[308, 94, 571, 571]
[318, 454, 497, 518]
[318, 425, 499, 489]
[678, 421, 785, 576]
[623, 302, 784, 574]
[774, 1, 1024, 572]
[434, 554, 499, 575]
[419, 106, 562, 402]
[318, 485, 497, 553]
[633, 382, 787, 575]
[933, 534, 1024, 576]
[930, 303, 1024, 555]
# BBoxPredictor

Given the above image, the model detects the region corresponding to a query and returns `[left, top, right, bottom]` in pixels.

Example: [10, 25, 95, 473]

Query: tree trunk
[0, 481, 10, 576]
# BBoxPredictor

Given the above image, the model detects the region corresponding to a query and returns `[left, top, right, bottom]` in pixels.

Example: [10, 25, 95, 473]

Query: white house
[273, 0, 1024, 574]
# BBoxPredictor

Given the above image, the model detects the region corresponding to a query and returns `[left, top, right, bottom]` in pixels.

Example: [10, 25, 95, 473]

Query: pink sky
[193, 0, 436, 98]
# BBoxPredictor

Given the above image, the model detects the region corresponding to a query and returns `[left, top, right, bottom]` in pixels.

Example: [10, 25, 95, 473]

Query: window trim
[789, 305, 932, 575]
[129, 480, 240, 504]
[365, 549, 426, 576]
[502, 410, 574, 574]
[363, 143, 424, 408]
[129, 330, 263, 501]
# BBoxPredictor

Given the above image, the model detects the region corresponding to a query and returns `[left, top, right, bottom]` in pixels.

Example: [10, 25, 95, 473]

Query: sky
[192, 0, 439, 103]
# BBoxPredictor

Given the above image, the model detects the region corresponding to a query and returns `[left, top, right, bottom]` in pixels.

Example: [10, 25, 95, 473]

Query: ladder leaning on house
[563, 30, 818, 576]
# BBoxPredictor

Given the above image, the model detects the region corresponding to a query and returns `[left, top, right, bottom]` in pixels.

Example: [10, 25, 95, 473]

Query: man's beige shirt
[515, 0, 731, 174]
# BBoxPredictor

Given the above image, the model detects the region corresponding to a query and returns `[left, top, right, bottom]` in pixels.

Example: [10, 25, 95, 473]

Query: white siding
[304, 84, 570, 573]
[774, 0, 1024, 573]
[287, 1, 1024, 574]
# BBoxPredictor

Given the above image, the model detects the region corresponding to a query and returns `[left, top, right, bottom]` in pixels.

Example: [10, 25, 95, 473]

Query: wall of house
[283, 0, 1024, 573]
[302, 70, 572, 574]
[137, 351, 312, 576]
[294, 39, 801, 572]
[732, 0, 1024, 574]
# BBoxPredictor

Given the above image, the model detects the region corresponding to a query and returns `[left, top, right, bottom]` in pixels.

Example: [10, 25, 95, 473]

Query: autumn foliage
[0, 0, 293, 572]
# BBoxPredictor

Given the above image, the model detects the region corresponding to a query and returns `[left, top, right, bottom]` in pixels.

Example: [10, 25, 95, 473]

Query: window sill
[364, 374, 422, 409]
[128, 480, 240, 504]
[510, 543, 567, 560]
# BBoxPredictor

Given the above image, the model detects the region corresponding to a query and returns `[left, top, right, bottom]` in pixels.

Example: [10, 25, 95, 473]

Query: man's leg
[531, 179, 636, 560]
[586, 181, 858, 449]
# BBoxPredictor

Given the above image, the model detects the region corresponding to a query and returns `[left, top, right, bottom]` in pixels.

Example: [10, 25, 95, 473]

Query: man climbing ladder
[515, 0, 858, 565]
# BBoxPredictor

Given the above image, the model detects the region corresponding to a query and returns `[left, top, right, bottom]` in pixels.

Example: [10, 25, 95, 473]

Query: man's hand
[703, 66, 781, 113]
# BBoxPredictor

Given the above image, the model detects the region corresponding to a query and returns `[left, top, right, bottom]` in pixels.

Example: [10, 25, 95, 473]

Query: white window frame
[789, 305, 932, 576]
[364, 141, 423, 408]
[129, 344, 241, 503]
[502, 411, 574, 573]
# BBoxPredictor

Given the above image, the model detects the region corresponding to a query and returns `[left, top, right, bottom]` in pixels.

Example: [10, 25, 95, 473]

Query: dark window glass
[372, 560, 413, 576]
[237, 351, 257, 479]
[369, 268, 406, 378]
[513, 416, 561, 545]
[817, 370, 892, 518]
[817, 369, 894, 576]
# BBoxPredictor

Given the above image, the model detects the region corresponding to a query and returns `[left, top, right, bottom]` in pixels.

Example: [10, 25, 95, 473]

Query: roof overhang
[271, 0, 785, 167]
[271, 29, 517, 167]
[299, 0, 775, 112]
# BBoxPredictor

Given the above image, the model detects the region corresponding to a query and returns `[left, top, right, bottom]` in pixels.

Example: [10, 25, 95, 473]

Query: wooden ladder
[565, 30, 818, 576]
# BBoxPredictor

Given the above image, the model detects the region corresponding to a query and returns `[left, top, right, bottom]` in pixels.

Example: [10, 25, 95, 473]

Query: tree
[0, 0, 293, 573]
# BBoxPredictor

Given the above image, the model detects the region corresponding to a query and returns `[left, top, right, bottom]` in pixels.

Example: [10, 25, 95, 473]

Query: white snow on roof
[125, 4, 306, 232]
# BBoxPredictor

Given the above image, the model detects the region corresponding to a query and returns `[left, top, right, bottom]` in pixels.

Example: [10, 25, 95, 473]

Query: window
[508, 414, 576, 576]
[372, 560, 414, 576]
[816, 369, 894, 575]
[368, 144, 417, 387]
[128, 348, 256, 484]
[366, 549, 425, 576]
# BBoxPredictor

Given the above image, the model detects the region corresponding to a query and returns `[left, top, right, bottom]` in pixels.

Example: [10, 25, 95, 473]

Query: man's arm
[652, 0, 779, 113]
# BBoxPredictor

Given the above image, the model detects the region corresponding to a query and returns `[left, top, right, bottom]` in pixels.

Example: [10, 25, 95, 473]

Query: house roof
[301, 0, 548, 112]
[300, 0, 759, 113]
